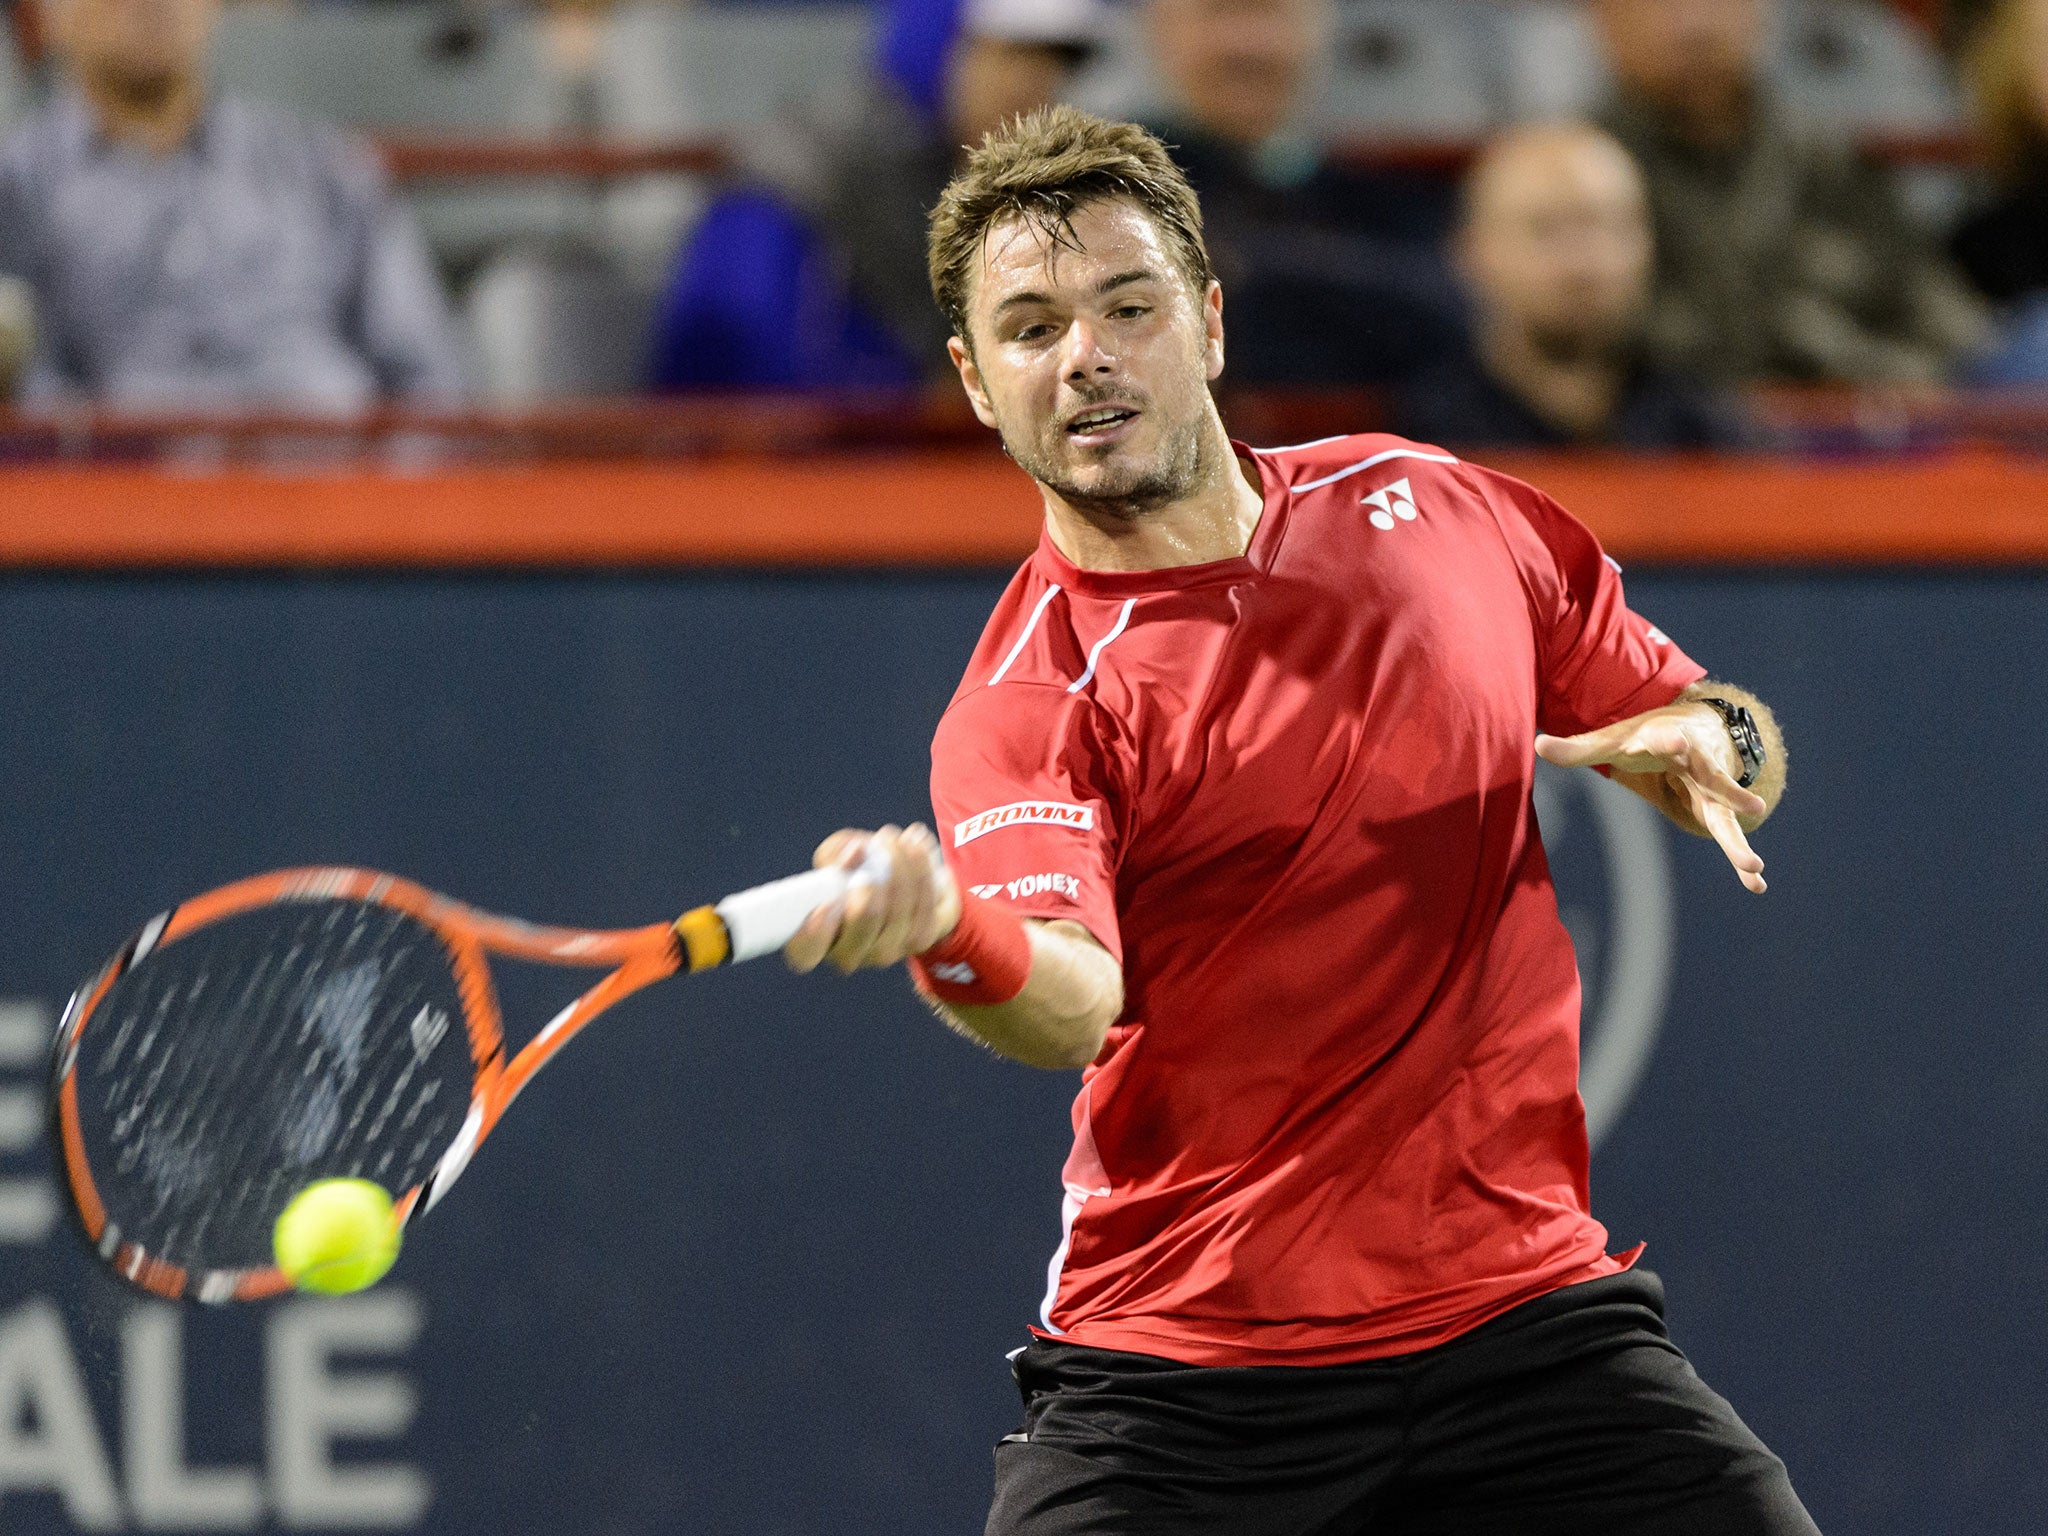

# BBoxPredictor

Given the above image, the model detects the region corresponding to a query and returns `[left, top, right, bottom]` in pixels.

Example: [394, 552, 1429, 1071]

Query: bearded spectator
[0, 0, 464, 408]
[1396, 124, 1744, 450]
[1950, 0, 2048, 303]
[1947, 0, 2048, 381]
[1594, 0, 1985, 386]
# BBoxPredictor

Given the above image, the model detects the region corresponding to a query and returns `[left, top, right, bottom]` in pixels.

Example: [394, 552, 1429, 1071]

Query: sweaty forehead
[971, 198, 1185, 314]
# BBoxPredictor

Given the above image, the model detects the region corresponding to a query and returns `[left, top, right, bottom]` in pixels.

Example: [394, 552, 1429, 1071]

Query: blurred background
[1, 2, 2047, 1535]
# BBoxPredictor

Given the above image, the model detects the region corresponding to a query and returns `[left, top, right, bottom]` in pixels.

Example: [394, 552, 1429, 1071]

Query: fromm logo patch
[954, 801, 1095, 846]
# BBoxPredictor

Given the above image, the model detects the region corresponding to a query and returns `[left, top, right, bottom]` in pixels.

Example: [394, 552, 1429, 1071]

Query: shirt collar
[1032, 442, 1290, 598]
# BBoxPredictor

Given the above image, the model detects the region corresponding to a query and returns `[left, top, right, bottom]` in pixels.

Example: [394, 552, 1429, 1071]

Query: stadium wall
[0, 453, 2041, 1535]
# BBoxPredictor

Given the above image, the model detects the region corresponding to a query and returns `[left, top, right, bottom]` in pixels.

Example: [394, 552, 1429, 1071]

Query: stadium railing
[3, 395, 2048, 569]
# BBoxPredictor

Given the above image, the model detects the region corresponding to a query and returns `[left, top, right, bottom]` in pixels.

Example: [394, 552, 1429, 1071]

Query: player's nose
[1061, 318, 1117, 380]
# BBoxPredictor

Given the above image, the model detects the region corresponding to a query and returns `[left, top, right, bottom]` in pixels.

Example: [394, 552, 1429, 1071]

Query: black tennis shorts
[986, 1268, 1820, 1536]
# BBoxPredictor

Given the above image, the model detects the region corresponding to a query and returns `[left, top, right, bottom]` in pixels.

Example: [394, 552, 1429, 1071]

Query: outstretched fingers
[1684, 744, 1770, 824]
[1541, 714, 1772, 896]
[1535, 723, 1674, 776]
[1690, 782, 1768, 894]
[1533, 726, 1621, 770]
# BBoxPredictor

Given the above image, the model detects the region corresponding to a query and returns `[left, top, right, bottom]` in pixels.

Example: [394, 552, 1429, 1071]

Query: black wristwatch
[1695, 696, 1766, 789]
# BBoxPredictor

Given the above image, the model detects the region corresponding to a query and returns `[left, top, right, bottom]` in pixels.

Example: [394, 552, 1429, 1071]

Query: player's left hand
[1535, 704, 1770, 894]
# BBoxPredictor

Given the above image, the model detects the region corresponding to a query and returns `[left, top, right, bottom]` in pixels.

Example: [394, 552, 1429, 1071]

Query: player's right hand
[783, 823, 962, 975]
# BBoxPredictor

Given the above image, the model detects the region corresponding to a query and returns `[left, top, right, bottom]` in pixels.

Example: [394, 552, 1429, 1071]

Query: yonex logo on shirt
[970, 873, 1083, 902]
[929, 961, 979, 984]
[1363, 477, 1419, 531]
[954, 800, 1095, 846]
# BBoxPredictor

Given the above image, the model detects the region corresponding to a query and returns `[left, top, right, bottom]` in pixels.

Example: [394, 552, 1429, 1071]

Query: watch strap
[1695, 696, 1765, 789]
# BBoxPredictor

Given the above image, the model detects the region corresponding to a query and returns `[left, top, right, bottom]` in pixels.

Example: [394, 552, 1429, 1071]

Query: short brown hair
[927, 105, 1213, 345]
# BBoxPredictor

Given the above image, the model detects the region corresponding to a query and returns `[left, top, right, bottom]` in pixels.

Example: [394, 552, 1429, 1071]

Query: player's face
[949, 198, 1226, 519]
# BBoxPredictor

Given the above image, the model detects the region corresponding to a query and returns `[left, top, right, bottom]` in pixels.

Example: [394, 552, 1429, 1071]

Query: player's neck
[1041, 420, 1265, 575]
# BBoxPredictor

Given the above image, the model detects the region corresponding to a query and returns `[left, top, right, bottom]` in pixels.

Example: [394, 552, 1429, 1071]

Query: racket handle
[714, 866, 852, 964]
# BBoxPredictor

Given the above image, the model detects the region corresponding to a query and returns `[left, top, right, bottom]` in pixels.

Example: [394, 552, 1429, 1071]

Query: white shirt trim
[1292, 447, 1460, 494]
[1066, 598, 1136, 695]
[1250, 433, 1351, 454]
[989, 582, 1062, 686]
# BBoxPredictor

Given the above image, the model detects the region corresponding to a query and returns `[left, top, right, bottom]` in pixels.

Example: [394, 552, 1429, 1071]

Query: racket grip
[715, 866, 851, 964]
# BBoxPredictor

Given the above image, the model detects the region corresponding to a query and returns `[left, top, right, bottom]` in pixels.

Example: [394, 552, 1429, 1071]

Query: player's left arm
[1535, 680, 1786, 895]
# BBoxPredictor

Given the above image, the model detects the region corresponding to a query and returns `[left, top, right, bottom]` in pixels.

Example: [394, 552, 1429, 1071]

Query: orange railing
[3, 398, 2047, 568]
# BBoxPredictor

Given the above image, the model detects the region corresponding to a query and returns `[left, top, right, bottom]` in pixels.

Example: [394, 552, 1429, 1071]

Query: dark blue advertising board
[0, 567, 2042, 1534]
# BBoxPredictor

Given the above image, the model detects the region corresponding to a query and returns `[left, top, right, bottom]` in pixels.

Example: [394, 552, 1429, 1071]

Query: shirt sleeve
[929, 683, 1126, 965]
[1479, 467, 1707, 737]
[330, 133, 467, 406]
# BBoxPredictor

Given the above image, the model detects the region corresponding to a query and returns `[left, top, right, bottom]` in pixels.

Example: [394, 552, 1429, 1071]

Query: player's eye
[1111, 304, 1149, 320]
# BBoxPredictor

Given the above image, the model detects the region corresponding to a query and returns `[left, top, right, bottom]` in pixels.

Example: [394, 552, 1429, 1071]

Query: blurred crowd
[8, 0, 2048, 451]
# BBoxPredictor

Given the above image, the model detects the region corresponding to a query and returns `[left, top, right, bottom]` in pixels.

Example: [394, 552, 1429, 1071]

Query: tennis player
[784, 106, 1811, 1535]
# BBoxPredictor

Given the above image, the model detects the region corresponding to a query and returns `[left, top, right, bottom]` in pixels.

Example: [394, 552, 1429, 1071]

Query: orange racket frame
[53, 861, 851, 1302]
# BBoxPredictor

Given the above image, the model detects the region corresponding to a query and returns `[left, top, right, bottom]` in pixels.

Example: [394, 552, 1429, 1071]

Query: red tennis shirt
[928, 434, 1705, 1367]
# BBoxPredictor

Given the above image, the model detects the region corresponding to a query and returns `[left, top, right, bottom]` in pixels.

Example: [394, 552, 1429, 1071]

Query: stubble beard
[998, 395, 1213, 523]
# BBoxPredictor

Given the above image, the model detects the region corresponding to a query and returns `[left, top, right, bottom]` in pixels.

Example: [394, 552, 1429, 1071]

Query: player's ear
[1202, 281, 1226, 383]
[949, 335, 1001, 430]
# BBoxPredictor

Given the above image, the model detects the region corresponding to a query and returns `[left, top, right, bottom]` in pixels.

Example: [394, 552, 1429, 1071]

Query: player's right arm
[781, 823, 1122, 1070]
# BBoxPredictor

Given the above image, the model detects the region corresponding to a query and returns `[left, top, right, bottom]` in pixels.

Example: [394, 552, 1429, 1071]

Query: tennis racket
[50, 861, 858, 1303]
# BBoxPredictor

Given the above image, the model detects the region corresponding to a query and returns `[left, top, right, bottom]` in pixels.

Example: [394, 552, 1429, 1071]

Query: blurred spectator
[0, 0, 464, 409]
[649, 0, 1099, 390]
[1953, 0, 2048, 302]
[1137, 0, 1463, 385]
[0, 275, 30, 399]
[1394, 124, 1743, 451]
[1934, 0, 2048, 384]
[1945, 0, 2002, 48]
[1594, 0, 1986, 386]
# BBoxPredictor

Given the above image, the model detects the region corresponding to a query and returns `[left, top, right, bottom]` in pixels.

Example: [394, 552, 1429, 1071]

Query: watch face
[1730, 709, 1764, 783]
[1703, 699, 1764, 785]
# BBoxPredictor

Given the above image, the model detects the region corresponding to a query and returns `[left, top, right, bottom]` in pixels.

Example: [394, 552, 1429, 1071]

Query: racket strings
[75, 899, 479, 1274]
[119, 910, 347, 1253]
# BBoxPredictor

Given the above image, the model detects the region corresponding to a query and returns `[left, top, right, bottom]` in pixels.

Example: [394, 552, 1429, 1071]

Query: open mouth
[1065, 407, 1140, 440]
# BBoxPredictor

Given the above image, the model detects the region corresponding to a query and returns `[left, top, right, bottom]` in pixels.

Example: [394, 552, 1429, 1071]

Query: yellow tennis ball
[273, 1179, 401, 1295]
